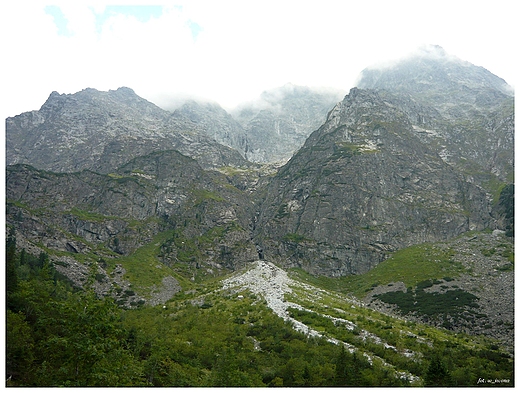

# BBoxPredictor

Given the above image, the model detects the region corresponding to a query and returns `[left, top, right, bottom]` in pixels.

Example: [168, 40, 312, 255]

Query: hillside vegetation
[6, 229, 513, 387]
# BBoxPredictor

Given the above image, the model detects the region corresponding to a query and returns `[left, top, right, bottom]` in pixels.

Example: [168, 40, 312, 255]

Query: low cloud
[2, 1, 516, 118]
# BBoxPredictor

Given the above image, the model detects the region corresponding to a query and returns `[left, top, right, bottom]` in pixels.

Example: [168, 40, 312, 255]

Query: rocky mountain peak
[6, 86, 249, 173]
[107, 86, 158, 110]
[48, 90, 62, 99]
[174, 99, 232, 122]
[318, 87, 410, 146]
[112, 86, 137, 95]
[354, 46, 514, 182]
[356, 45, 512, 117]
[253, 84, 494, 276]
[39, 90, 66, 114]
[39, 86, 165, 120]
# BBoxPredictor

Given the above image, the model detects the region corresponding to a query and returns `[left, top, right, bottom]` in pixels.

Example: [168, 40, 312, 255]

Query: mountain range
[5, 45, 515, 384]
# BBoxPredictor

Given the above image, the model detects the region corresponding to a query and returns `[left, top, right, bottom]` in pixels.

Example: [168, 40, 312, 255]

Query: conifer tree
[6, 227, 18, 296]
[334, 345, 349, 386]
[425, 354, 451, 386]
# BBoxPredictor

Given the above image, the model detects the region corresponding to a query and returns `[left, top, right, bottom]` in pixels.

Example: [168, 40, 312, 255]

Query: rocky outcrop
[6, 87, 249, 173]
[172, 100, 249, 158]
[253, 88, 493, 276]
[364, 231, 514, 351]
[357, 45, 514, 183]
[6, 150, 258, 280]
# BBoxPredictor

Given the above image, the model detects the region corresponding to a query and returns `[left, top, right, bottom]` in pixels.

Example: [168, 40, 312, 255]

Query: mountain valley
[5, 46, 514, 387]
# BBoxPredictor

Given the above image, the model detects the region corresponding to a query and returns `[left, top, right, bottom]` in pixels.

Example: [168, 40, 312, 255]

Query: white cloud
[1, 0, 517, 118]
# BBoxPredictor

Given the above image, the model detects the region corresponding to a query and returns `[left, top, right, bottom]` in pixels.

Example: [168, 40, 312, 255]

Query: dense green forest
[5, 228, 514, 387]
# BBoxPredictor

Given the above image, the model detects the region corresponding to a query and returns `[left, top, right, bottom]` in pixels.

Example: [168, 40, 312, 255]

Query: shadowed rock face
[6, 150, 257, 271]
[253, 88, 492, 276]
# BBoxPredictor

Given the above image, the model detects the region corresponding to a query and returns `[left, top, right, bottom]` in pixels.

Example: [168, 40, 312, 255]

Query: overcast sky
[2, 0, 518, 117]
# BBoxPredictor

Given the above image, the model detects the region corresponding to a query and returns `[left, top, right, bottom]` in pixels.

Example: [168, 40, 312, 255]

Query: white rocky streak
[222, 261, 305, 328]
[222, 260, 420, 383]
[132, 172, 155, 180]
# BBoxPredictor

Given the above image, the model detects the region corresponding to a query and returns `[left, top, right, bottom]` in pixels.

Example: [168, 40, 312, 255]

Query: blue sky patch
[94, 6, 164, 32]
[99, 6, 163, 23]
[44, 6, 202, 40]
[44, 5, 73, 37]
[45, 5, 165, 36]
[187, 20, 203, 39]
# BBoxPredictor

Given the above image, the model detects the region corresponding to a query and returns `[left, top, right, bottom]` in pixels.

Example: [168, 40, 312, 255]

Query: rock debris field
[223, 260, 318, 336]
[222, 260, 420, 383]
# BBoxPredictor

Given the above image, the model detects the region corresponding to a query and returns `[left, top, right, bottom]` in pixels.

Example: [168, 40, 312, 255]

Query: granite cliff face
[248, 47, 513, 276]
[171, 100, 249, 158]
[253, 88, 493, 276]
[6, 150, 257, 278]
[357, 45, 514, 183]
[6, 87, 248, 173]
